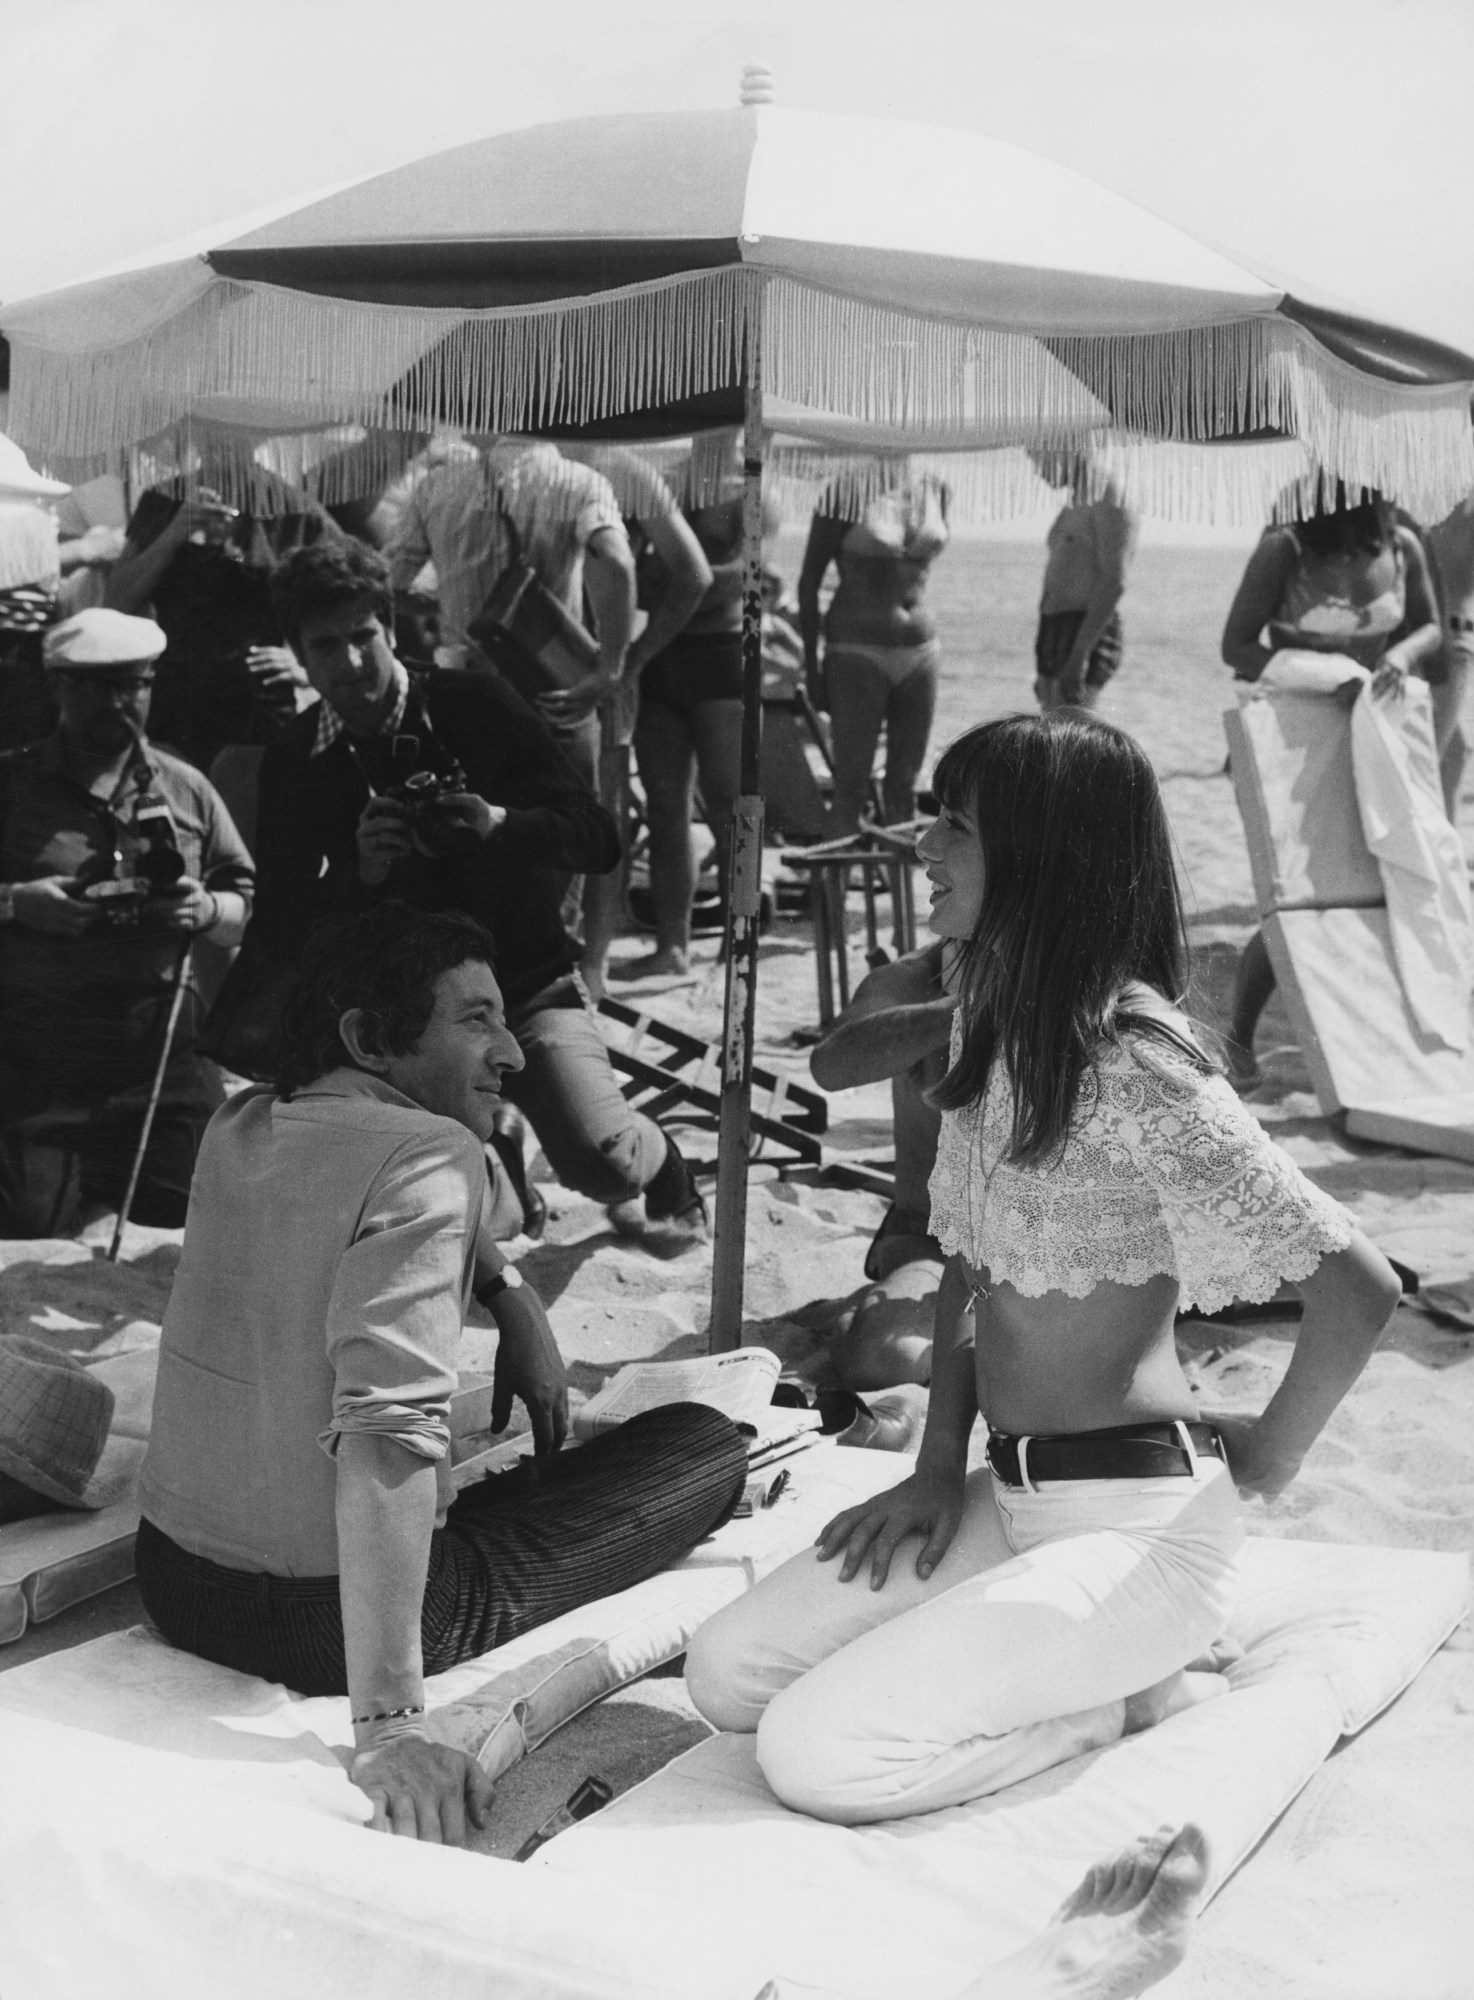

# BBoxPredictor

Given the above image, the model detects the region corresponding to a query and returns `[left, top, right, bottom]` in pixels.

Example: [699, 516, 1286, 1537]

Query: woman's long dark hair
[930, 713, 1208, 1164]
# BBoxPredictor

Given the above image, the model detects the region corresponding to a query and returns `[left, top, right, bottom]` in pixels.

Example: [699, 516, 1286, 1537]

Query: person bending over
[687, 713, 1398, 1828]
[1219, 487, 1442, 1085]
[807, 939, 953, 1391]
[211, 538, 706, 1242]
[138, 905, 746, 1843]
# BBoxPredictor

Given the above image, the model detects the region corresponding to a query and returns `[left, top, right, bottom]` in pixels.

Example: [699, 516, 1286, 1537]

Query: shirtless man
[1425, 490, 1474, 818]
[808, 941, 953, 1391]
[1032, 454, 1138, 711]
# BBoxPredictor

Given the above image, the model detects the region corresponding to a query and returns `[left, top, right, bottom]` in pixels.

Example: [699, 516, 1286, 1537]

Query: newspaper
[570, 1347, 784, 1441]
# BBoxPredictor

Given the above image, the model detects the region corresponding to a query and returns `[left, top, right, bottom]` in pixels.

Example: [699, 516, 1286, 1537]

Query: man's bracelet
[351, 1702, 426, 1728]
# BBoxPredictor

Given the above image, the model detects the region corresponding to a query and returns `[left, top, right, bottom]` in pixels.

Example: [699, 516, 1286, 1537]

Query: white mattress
[539, 1538, 1468, 2000]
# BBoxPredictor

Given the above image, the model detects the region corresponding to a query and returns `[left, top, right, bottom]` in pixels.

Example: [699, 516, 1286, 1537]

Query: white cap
[0, 434, 69, 502]
[42, 608, 167, 671]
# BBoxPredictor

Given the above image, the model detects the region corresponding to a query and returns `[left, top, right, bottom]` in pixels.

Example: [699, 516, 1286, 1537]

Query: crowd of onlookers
[0, 426, 1469, 1260]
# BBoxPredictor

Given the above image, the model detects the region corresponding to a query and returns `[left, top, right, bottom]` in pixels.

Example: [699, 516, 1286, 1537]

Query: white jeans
[685, 1454, 1244, 1825]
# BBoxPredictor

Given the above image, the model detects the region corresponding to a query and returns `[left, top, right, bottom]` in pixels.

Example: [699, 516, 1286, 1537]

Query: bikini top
[927, 1018, 1352, 1315]
[1274, 528, 1407, 665]
[838, 484, 949, 570]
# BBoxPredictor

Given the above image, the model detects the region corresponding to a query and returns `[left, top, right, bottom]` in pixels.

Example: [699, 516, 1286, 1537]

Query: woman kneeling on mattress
[687, 711, 1400, 1825]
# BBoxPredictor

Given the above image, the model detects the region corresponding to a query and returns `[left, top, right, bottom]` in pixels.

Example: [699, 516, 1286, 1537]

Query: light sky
[3, 0, 1472, 357]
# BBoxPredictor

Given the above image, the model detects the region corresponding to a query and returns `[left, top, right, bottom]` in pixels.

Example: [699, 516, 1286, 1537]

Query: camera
[70, 796, 187, 928]
[382, 749, 479, 859]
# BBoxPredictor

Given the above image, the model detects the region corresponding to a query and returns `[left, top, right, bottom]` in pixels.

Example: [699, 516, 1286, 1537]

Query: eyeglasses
[54, 672, 157, 693]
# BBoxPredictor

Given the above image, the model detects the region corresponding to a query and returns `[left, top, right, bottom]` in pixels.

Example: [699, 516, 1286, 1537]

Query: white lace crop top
[927, 1023, 1353, 1315]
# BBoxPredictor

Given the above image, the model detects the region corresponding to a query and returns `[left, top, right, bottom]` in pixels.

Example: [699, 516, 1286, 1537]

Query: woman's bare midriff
[966, 1266, 1198, 1436]
[827, 554, 937, 650]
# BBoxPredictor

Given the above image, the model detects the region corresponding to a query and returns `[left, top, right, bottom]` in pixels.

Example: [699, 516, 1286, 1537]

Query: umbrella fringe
[9, 268, 1471, 522]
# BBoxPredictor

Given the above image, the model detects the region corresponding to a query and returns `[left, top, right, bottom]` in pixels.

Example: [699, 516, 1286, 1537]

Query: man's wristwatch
[0, 885, 14, 926]
[476, 1264, 524, 1305]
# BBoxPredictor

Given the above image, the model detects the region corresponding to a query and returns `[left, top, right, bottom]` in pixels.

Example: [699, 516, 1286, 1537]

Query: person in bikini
[1032, 452, 1137, 711]
[799, 474, 950, 835]
[616, 475, 781, 981]
[1220, 487, 1442, 1084]
[687, 713, 1398, 1837]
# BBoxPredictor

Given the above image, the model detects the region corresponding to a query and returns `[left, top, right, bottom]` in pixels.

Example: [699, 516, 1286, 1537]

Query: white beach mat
[1226, 694, 1474, 1160]
[537, 1538, 1467, 2000]
[0, 1441, 902, 2000]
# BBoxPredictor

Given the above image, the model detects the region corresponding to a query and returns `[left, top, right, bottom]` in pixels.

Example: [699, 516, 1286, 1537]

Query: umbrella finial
[740, 63, 775, 106]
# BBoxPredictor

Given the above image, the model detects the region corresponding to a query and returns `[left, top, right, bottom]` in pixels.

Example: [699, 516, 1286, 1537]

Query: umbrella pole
[709, 335, 766, 1352]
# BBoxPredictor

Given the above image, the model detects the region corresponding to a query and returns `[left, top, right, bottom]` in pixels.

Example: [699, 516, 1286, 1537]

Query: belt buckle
[1015, 1435, 1037, 1494]
[1171, 1418, 1207, 1472]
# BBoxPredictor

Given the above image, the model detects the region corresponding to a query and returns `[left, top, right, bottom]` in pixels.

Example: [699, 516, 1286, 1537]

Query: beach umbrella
[7, 74, 1472, 1346]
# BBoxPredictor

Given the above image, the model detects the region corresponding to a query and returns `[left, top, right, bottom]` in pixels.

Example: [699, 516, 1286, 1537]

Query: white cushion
[537, 1537, 1468, 2000]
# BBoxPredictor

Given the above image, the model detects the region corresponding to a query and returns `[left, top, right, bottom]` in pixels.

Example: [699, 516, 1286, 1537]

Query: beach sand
[2, 532, 1471, 1995]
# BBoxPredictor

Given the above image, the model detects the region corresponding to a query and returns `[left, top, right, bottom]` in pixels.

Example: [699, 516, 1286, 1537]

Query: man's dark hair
[270, 539, 396, 649]
[276, 903, 498, 1098]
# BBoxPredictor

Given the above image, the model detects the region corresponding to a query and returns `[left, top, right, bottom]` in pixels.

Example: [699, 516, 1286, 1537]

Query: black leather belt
[986, 1420, 1225, 1489]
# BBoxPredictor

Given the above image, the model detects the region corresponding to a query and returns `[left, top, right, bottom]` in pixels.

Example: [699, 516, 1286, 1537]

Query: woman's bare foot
[953, 1823, 1210, 2000]
[609, 947, 691, 981]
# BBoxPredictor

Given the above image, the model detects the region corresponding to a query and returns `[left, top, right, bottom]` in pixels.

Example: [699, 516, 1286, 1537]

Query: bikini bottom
[824, 637, 940, 690]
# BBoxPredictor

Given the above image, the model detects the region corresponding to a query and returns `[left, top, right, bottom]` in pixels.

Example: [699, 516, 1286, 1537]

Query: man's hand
[152, 876, 221, 934]
[349, 1734, 496, 1845]
[415, 793, 506, 854]
[246, 645, 309, 697]
[10, 876, 99, 936]
[357, 798, 416, 886]
[491, 1298, 570, 1459]
[537, 669, 619, 727]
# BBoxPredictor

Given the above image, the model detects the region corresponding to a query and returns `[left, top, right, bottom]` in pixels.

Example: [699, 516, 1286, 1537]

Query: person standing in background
[561, 447, 713, 995]
[103, 481, 334, 773]
[618, 473, 780, 981]
[381, 438, 640, 994]
[1424, 490, 1474, 819]
[1032, 452, 1137, 711]
[0, 438, 70, 754]
[799, 475, 949, 836]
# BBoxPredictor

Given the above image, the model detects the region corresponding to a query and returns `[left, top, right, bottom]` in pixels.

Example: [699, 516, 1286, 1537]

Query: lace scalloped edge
[932, 1212, 1355, 1316]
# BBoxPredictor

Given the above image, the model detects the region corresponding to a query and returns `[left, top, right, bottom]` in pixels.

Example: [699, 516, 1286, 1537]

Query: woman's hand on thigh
[815, 1468, 964, 1590]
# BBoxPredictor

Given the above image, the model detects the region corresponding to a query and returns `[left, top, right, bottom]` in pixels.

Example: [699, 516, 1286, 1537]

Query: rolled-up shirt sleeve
[316, 1126, 485, 1462]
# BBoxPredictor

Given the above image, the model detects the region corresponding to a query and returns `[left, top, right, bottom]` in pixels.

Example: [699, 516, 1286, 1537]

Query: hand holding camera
[12, 875, 103, 937]
[357, 797, 417, 888]
[152, 877, 224, 935]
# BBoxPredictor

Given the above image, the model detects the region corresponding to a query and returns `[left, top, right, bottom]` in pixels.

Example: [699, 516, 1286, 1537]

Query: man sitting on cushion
[137, 903, 745, 1845]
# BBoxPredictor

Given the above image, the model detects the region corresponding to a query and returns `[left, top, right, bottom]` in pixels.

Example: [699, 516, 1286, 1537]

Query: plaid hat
[0, 1337, 115, 1511]
[43, 608, 166, 672]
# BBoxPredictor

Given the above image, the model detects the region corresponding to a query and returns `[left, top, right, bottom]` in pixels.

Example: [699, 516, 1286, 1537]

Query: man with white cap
[0, 607, 254, 1236]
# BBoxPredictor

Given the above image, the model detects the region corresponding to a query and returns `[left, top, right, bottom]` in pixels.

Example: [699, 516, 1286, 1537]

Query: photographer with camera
[214, 541, 706, 1243]
[0, 609, 253, 1237]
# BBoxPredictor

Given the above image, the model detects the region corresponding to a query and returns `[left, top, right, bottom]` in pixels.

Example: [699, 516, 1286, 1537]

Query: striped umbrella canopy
[6, 90, 1470, 1344]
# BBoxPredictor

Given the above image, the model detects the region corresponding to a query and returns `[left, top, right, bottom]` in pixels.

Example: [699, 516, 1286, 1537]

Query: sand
[2, 539, 1472, 1993]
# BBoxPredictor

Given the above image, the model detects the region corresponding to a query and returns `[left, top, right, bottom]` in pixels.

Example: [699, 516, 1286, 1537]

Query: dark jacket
[214, 669, 617, 1065]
